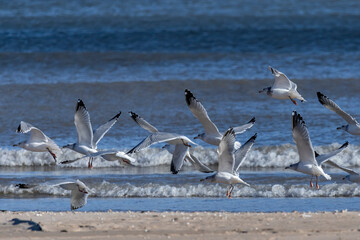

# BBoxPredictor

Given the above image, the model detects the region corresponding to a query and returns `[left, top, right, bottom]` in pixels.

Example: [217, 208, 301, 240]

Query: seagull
[325, 160, 360, 183]
[16, 179, 91, 210]
[285, 111, 333, 189]
[57, 180, 91, 210]
[63, 99, 121, 168]
[201, 128, 257, 198]
[13, 121, 61, 162]
[184, 89, 255, 146]
[259, 66, 305, 105]
[317, 92, 360, 135]
[128, 111, 198, 174]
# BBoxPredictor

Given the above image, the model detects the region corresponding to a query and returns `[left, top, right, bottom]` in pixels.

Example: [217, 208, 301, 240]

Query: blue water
[0, 0, 360, 212]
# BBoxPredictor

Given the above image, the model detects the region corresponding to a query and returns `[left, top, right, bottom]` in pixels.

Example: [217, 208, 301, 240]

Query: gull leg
[316, 176, 319, 190]
[310, 176, 313, 188]
[47, 148, 57, 163]
[228, 185, 234, 199]
[289, 97, 297, 105]
[88, 157, 93, 169]
[226, 186, 229, 197]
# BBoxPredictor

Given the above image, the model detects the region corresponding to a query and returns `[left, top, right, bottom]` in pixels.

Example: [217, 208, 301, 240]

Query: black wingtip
[15, 183, 32, 189]
[317, 92, 326, 105]
[184, 89, 195, 106]
[224, 127, 235, 137]
[76, 99, 86, 111]
[16, 124, 21, 133]
[292, 111, 306, 129]
[268, 66, 275, 74]
[170, 163, 179, 174]
[340, 141, 349, 149]
[110, 111, 121, 121]
[248, 117, 256, 124]
[128, 111, 139, 121]
[244, 133, 257, 145]
[314, 151, 320, 158]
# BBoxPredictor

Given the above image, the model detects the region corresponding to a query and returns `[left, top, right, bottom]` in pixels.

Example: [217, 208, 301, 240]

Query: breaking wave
[1, 143, 359, 168]
[1, 181, 359, 198]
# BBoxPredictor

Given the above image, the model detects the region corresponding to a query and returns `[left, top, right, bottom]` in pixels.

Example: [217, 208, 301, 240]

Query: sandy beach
[0, 211, 359, 239]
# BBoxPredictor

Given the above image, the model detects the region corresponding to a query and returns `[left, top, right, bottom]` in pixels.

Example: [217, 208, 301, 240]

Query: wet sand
[0, 211, 359, 239]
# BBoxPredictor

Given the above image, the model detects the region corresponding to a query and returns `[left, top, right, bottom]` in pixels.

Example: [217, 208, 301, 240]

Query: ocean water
[0, 0, 360, 212]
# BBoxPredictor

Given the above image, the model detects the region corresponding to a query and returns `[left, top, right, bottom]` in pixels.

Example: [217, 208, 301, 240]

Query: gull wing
[269, 66, 292, 90]
[127, 132, 195, 154]
[100, 151, 136, 165]
[17, 121, 48, 143]
[317, 92, 358, 125]
[170, 144, 188, 174]
[187, 153, 214, 173]
[185, 89, 221, 138]
[58, 180, 89, 210]
[232, 117, 256, 135]
[217, 128, 236, 173]
[292, 111, 317, 165]
[326, 160, 359, 175]
[74, 99, 93, 148]
[234, 133, 257, 173]
[93, 112, 121, 147]
[315, 141, 348, 166]
[129, 111, 158, 133]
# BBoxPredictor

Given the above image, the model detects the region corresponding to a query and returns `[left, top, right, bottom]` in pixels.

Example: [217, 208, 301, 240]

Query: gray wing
[129, 111, 159, 133]
[187, 153, 214, 173]
[100, 151, 136, 165]
[185, 89, 221, 137]
[315, 141, 348, 166]
[326, 160, 359, 175]
[74, 99, 93, 147]
[292, 111, 317, 165]
[232, 117, 256, 135]
[234, 133, 257, 173]
[170, 144, 188, 174]
[93, 112, 121, 147]
[17, 121, 47, 143]
[217, 128, 236, 173]
[317, 92, 358, 125]
[127, 132, 193, 154]
[269, 66, 292, 90]
[58, 180, 89, 210]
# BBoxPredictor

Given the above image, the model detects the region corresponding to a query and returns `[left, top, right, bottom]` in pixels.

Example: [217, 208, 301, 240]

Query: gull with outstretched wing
[259, 66, 305, 105]
[13, 121, 61, 162]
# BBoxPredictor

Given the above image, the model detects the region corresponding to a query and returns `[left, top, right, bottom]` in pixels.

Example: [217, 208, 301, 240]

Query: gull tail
[323, 173, 331, 181]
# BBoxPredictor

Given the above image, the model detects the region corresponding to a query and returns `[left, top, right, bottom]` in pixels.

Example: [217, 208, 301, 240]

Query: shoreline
[1, 211, 359, 239]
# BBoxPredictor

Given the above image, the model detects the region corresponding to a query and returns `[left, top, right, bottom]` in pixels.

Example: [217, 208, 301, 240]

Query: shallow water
[1, 0, 360, 212]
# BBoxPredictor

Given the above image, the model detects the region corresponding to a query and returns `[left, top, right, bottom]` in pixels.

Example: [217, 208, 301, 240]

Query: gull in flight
[184, 89, 255, 146]
[259, 66, 305, 105]
[128, 111, 199, 174]
[57, 180, 91, 210]
[13, 121, 61, 163]
[285, 111, 339, 189]
[201, 128, 257, 198]
[16, 179, 91, 210]
[325, 160, 360, 183]
[317, 92, 360, 135]
[62, 99, 122, 168]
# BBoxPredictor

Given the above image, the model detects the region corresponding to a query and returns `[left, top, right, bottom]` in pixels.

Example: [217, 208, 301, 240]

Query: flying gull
[317, 92, 360, 135]
[13, 121, 61, 162]
[62, 99, 122, 168]
[201, 128, 257, 198]
[259, 66, 305, 105]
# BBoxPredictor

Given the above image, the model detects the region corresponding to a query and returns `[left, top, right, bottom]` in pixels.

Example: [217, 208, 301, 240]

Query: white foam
[1, 143, 359, 168]
[2, 181, 359, 198]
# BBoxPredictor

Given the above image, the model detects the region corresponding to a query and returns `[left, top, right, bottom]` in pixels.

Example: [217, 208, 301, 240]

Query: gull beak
[13, 144, 18, 147]
[285, 166, 289, 169]
[194, 136, 198, 139]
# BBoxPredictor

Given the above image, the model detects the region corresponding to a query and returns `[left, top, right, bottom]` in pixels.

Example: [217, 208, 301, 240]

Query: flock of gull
[13, 66, 359, 210]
